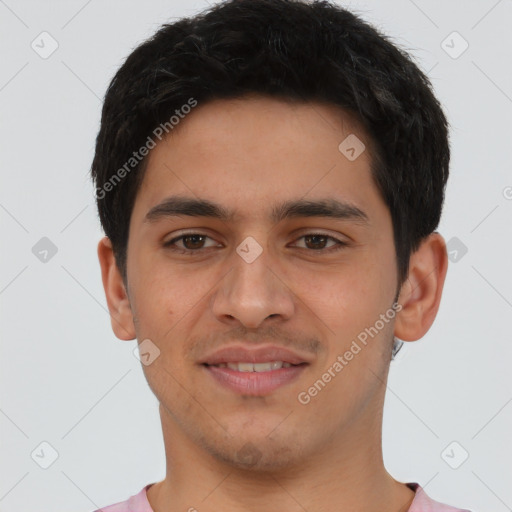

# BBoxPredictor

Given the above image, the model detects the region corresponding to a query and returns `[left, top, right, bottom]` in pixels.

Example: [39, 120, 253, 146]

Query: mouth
[202, 361, 309, 395]
[204, 360, 304, 371]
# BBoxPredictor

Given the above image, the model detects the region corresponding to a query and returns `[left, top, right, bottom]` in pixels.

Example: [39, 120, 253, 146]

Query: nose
[210, 243, 295, 329]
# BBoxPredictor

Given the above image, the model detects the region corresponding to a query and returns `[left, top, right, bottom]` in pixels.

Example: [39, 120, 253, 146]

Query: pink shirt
[93, 482, 471, 511]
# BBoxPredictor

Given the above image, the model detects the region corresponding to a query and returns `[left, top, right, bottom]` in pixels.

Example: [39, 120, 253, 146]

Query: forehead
[132, 95, 383, 224]
[161, 94, 371, 160]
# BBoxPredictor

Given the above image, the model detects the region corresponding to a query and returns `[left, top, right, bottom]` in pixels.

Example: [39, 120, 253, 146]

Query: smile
[206, 361, 297, 371]
[203, 362, 308, 395]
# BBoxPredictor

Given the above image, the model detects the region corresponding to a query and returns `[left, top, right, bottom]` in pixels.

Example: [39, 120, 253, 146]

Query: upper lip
[200, 344, 312, 365]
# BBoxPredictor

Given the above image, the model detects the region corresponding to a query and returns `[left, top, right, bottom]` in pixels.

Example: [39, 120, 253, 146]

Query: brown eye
[163, 233, 219, 253]
[181, 234, 206, 250]
[303, 234, 329, 250]
[293, 233, 347, 252]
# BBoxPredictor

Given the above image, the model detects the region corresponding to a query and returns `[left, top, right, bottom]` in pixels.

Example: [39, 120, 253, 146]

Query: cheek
[286, 253, 396, 373]
[286, 261, 386, 335]
[129, 263, 219, 376]
[132, 250, 195, 311]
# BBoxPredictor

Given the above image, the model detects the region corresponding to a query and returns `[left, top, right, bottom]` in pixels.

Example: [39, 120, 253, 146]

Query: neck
[146, 399, 415, 512]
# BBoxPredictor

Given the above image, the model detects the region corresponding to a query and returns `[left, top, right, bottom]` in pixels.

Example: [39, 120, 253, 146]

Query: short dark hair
[91, 0, 450, 288]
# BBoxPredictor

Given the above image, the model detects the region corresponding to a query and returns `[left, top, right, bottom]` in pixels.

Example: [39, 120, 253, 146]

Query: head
[93, 0, 449, 472]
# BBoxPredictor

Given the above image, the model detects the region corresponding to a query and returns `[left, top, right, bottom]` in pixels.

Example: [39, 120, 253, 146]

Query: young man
[92, 0, 469, 511]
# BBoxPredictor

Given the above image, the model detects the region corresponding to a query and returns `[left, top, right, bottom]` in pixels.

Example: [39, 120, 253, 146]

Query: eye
[163, 233, 220, 253]
[291, 233, 348, 252]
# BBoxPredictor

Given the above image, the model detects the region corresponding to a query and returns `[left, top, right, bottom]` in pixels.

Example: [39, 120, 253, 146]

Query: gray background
[1, 1, 511, 511]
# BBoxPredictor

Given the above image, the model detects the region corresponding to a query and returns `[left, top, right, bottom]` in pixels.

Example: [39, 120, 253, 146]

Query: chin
[204, 434, 304, 473]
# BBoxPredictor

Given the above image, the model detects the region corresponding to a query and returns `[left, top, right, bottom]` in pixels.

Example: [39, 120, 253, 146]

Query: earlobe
[97, 236, 136, 341]
[394, 233, 448, 342]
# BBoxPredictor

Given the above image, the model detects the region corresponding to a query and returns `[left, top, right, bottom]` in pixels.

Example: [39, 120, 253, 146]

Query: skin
[98, 95, 448, 512]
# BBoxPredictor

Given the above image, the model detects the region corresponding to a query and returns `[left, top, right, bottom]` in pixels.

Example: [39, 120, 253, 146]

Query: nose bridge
[210, 235, 295, 327]
[232, 242, 274, 296]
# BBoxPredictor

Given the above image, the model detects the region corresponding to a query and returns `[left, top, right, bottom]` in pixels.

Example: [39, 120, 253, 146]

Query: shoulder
[407, 483, 472, 512]
[90, 484, 154, 512]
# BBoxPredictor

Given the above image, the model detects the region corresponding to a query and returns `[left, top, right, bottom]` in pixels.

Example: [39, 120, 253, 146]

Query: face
[122, 96, 400, 470]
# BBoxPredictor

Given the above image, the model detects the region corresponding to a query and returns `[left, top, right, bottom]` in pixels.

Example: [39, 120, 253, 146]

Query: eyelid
[164, 230, 221, 247]
[291, 228, 350, 243]
[289, 232, 349, 251]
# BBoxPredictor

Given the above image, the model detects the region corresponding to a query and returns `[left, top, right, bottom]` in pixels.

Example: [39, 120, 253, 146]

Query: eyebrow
[144, 195, 370, 226]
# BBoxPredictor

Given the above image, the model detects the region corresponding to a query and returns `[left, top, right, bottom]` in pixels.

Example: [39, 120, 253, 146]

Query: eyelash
[163, 232, 348, 255]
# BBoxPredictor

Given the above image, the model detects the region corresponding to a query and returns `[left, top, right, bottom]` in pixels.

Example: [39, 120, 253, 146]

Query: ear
[394, 232, 448, 342]
[97, 236, 136, 340]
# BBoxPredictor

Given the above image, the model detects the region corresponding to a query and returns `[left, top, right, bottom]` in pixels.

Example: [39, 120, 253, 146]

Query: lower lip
[203, 364, 308, 396]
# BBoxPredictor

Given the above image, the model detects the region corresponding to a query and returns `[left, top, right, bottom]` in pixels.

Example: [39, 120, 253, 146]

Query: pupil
[305, 235, 326, 249]
[184, 235, 204, 249]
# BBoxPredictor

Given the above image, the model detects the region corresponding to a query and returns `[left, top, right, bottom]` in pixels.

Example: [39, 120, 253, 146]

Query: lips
[200, 345, 312, 366]
[200, 344, 312, 395]
[204, 363, 307, 395]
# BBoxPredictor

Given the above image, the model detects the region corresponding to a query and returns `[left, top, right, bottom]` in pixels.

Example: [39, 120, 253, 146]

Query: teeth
[214, 361, 293, 372]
